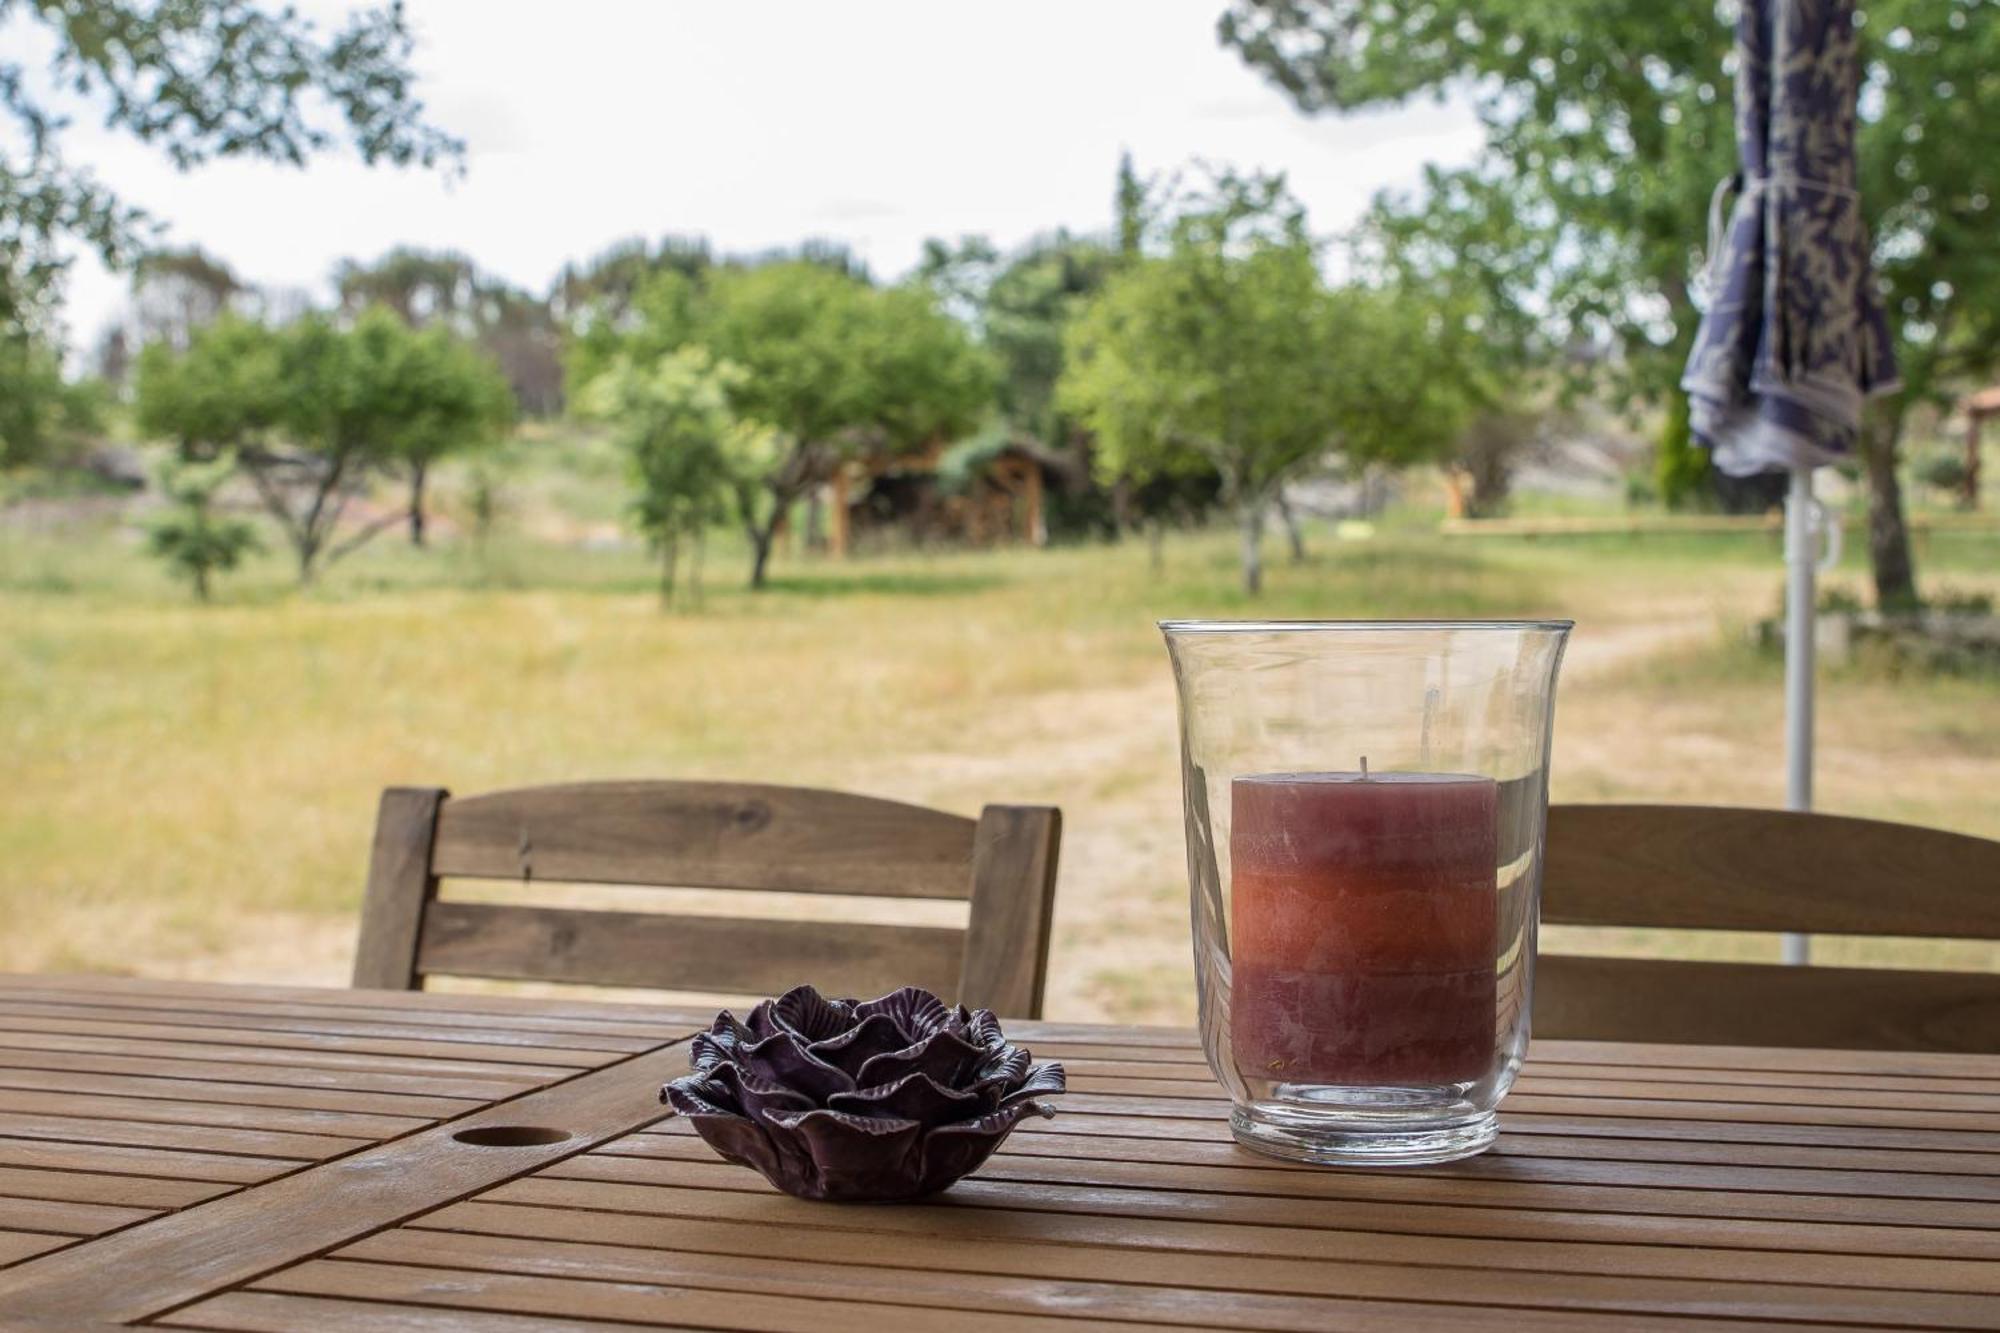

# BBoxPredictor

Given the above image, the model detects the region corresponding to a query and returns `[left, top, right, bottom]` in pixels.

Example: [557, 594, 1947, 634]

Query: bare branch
[323, 509, 405, 567]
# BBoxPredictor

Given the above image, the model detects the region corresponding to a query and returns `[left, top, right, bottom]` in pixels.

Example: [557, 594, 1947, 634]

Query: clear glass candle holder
[1162, 619, 1570, 1166]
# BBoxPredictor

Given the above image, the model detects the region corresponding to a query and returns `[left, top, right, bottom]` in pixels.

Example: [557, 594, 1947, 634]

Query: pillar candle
[1230, 770, 1498, 1086]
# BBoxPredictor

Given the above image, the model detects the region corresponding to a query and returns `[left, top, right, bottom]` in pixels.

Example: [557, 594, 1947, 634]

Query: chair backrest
[352, 781, 1062, 1018]
[1538, 803, 2000, 1052]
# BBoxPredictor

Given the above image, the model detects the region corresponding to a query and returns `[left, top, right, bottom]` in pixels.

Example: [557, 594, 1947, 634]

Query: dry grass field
[3, 494, 1996, 1023]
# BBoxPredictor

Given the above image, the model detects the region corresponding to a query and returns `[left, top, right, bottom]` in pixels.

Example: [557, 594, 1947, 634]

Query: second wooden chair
[1538, 803, 2000, 1052]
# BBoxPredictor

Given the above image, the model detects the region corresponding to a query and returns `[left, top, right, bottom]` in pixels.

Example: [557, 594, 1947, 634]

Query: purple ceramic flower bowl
[660, 985, 1066, 1202]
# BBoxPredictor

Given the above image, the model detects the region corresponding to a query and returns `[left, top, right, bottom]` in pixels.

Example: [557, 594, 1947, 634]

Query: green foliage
[145, 451, 260, 601]
[1060, 171, 1472, 590]
[579, 347, 772, 605]
[570, 259, 992, 586]
[380, 323, 517, 474]
[1221, 2, 1743, 396]
[1115, 151, 1150, 259]
[334, 248, 565, 418]
[555, 235, 714, 337]
[1222, 0, 2000, 602]
[1354, 166, 1565, 510]
[135, 309, 512, 580]
[1917, 451, 1970, 499]
[2, 0, 460, 345]
[923, 232, 1121, 452]
[334, 248, 474, 325]
[1654, 393, 1711, 512]
[1925, 586, 1994, 616]
[134, 314, 284, 453]
[0, 334, 101, 470]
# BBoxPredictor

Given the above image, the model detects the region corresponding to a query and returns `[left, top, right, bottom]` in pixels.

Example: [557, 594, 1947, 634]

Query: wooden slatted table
[0, 974, 1996, 1330]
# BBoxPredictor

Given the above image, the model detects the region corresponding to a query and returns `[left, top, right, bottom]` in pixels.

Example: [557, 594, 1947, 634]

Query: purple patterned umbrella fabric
[1680, 0, 1898, 475]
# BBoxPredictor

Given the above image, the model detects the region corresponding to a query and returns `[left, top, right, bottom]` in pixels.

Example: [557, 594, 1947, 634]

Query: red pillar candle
[1230, 770, 1498, 1086]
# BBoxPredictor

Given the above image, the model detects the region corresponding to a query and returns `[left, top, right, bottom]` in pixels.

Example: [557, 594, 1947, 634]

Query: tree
[145, 451, 259, 601]
[1220, 0, 2000, 608]
[581, 348, 767, 607]
[923, 232, 1121, 453]
[553, 235, 713, 332]
[379, 323, 516, 547]
[333, 249, 537, 538]
[1, 334, 100, 470]
[918, 171, 1178, 543]
[338, 247, 566, 421]
[2, 0, 457, 497]
[334, 248, 475, 328]
[474, 285, 565, 418]
[1116, 151, 1150, 260]
[136, 309, 507, 582]
[2, 0, 460, 347]
[1351, 181, 1560, 519]
[132, 246, 246, 351]
[1061, 173, 1471, 593]
[575, 261, 993, 587]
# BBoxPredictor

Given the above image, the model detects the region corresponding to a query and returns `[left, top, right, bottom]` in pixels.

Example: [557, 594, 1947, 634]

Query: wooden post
[1024, 463, 1046, 548]
[1443, 468, 1468, 519]
[1967, 408, 1984, 511]
[829, 468, 851, 558]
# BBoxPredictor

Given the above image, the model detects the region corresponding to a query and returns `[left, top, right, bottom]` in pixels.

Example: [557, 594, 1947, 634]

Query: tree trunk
[1275, 491, 1306, 563]
[748, 517, 779, 589]
[804, 491, 826, 552]
[193, 564, 211, 602]
[659, 535, 679, 609]
[1111, 475, 1135, 540]
[407, 460, 428, 547]
[690, 524, 706, 609]
[1860, 402, 1919, 610]
[1147, 518, 1165, 577]
[1238, 502, 1265, 596]
[1966, 411, 1983, 511]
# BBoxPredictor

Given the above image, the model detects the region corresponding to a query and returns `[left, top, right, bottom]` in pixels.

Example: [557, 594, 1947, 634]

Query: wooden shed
[824, 439, 1072, 554]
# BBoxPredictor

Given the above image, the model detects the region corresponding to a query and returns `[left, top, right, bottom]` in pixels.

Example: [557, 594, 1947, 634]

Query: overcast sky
[51, 0, 1482, 352]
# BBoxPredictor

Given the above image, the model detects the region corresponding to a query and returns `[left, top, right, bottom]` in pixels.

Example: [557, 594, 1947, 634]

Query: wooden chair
[352, 781, 1063, 1017]
[1538, 804, 2000, 1052]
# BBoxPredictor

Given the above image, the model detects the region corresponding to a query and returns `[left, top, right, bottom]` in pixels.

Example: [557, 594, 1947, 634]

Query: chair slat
[1545, 805, 2000, 938]
[1538, 955, 2000, 1054]
[429, 782, 976, 898]
[415, 903, 965, 1001]
[960, 806, 1062, 1018]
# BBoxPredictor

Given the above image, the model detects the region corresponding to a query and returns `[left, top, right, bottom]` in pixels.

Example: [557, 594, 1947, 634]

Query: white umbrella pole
[1782, 464, 1815, 966]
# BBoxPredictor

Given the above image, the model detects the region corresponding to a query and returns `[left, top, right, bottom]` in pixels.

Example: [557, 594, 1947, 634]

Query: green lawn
[3, 477, 1996, 1021]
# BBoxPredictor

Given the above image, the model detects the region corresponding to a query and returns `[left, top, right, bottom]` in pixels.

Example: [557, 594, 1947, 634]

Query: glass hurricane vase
[1162, 619, 1570, 1166]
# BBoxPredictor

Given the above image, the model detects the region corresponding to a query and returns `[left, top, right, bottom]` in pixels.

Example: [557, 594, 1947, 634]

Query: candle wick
[1360, 755, 1369, 778]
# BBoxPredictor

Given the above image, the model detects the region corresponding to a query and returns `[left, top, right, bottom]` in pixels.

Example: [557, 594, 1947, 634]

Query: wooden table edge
[0, 1033, 696, 1325]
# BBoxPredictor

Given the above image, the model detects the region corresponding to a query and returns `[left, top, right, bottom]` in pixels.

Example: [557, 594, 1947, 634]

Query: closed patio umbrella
[1680, 0, 1900, 960]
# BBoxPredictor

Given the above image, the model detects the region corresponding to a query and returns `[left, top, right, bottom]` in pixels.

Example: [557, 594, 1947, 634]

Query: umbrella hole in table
[451, 1125, 573, 1148]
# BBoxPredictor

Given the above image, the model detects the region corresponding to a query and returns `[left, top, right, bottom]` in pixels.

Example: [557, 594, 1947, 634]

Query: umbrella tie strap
[1697, 173, 1740, 303]
[1697, 170, 1862, 303]
[1745, 170, 1861, 199]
